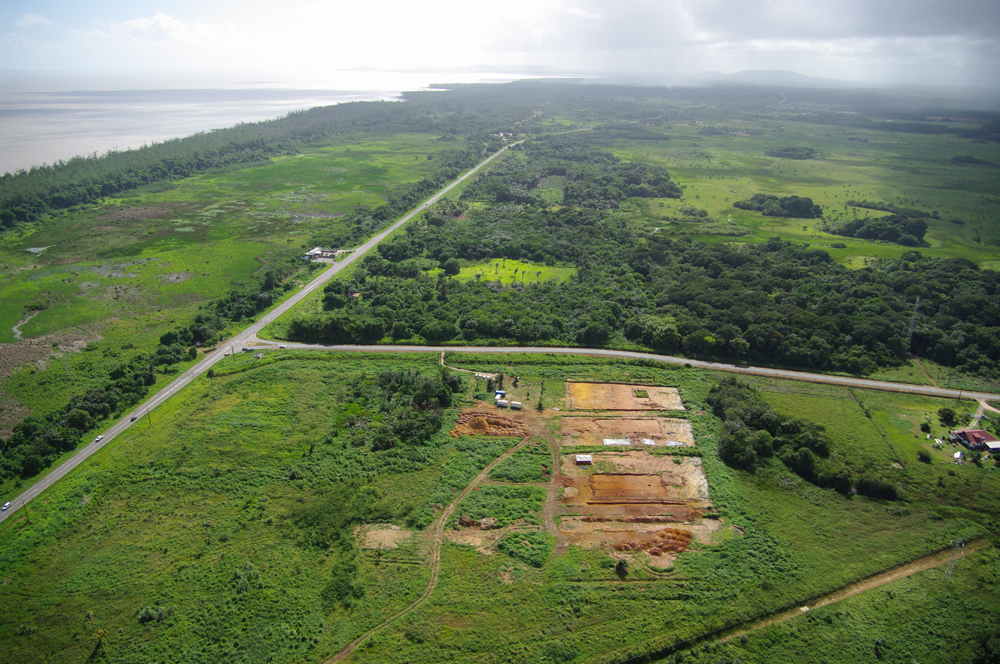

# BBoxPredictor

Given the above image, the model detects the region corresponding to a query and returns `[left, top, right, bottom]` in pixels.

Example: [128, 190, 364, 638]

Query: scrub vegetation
[2, 354, 996, 664]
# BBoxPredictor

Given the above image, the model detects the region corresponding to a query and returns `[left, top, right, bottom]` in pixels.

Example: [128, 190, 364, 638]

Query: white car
[2, 502, 10, 511]
[279, 345, 286, 349]
[94, 435, 103, 442]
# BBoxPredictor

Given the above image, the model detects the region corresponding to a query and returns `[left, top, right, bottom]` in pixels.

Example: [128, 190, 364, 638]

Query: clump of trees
[706, 377, 853, 490]
[833, 214, 928, 246]
[766, 147, 817, 159]
[707, 377, 899, 498]
[459, 134, 681, 210]
[733, 194, 822, 218]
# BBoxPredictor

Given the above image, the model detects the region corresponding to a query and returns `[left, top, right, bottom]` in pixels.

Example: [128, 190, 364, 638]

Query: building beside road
[950, 429, 1000, 452]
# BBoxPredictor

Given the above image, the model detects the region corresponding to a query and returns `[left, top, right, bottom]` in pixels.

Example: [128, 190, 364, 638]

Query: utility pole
[145, 408, 152, 427]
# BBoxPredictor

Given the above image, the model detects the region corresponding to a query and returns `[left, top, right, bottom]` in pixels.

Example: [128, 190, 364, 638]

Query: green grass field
[1, 353, 996, 663]
[612, 119, 1000, 268]
[0, 134, 446, 345]
[429, 258, 576, 284]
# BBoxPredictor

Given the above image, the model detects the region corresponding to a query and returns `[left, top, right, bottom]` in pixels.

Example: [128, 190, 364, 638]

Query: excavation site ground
[444, 381, 715, 572]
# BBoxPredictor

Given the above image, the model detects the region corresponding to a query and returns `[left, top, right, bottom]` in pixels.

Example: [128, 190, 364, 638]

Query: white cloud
[1, 0, 997, 87]
[15, 13, 53, 29]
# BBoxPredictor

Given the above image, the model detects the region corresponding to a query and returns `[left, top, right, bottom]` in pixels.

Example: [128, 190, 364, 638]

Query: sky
[2, 0, 999, 88]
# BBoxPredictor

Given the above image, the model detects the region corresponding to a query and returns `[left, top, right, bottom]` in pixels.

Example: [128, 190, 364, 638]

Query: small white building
[510, 401, 522, 410]
[576, 454, 592, 466]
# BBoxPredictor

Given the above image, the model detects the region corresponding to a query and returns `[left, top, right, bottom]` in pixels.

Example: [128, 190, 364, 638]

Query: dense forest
[279, 134, 998, 380]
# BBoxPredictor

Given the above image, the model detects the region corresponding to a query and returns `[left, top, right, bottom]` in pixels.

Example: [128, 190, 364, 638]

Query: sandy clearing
[566, 382, 685, 411]
[358, 524, 413, 550]
[560, 416, 694, 447]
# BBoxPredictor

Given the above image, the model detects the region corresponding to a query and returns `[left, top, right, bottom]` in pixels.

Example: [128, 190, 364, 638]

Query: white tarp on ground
[934, 439, 943, 445]
[665, 440, 687, 447]
[604, 438, 632, 446]
[642, 439, 656, 446]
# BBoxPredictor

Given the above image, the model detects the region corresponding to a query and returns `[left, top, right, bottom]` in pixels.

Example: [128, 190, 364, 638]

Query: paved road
[246, 341, 1000, 403]
[0, 142, 518, 525]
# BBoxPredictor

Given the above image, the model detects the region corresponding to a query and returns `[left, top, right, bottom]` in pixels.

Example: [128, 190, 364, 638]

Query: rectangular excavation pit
[560, 417, 695, 447]
[565, 382, 685, 411]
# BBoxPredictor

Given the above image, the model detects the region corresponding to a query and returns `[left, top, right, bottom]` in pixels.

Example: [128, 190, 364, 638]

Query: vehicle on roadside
[2, 502, 10, 511]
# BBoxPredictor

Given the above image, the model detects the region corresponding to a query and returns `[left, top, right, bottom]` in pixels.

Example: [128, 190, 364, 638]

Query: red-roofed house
[951, 429, 1000, 452]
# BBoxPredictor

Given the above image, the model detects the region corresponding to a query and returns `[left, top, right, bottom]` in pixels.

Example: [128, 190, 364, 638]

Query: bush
[856, 475, 898, 500]
[135, 606, 174, 624]
[498, 532, 553, 567]
[918, 450, 932, 463]
[938, 407, 957, 426]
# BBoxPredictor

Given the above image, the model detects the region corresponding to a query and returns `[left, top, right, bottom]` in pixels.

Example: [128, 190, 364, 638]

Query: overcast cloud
[2, 0, 998, 87]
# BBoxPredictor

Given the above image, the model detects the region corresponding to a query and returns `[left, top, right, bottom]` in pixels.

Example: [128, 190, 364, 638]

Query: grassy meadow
[0, 134, 445, 344]
[1, 352, 997, 663]
[610, 120, 1000, 268]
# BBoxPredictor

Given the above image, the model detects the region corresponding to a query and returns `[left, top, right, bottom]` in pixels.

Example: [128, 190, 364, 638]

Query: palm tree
[535, 270, 542, 283]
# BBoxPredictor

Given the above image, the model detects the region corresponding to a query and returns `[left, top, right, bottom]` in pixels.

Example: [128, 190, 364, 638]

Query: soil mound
[613, 527, 693, 554]
[450, 412, 528, 438]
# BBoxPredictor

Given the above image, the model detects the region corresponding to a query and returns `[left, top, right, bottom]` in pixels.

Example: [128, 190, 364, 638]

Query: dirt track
[636, 538, 988, 661]
[720, 538, 987, 643]
[324, 431, 533, 663]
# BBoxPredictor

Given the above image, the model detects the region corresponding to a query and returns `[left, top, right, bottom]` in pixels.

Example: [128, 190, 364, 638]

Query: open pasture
[429, 258, 576, 285]
[610, 117, 1000, 268]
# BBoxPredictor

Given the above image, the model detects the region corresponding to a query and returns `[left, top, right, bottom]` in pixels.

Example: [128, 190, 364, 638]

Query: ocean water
[1, 70, 566, 174]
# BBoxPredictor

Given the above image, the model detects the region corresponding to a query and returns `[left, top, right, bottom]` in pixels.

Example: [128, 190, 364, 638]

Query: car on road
[130, 415, 138, 422]
[94, 435, 103, 442]
[279, 345, 286, 349]
[2, 502, 10, 511]
[224, 351, 231, 356]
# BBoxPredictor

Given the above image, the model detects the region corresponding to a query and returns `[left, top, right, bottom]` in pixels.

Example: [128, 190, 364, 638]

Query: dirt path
[11, 311, 39, 340]
[532, 410, 566, 554]
[977, 399, 1000, 417]
[325, 433, 532, 663]
[718, 538, 986, 645]
[911, 358, 937, 387]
